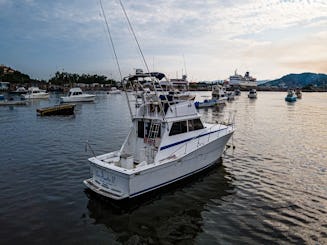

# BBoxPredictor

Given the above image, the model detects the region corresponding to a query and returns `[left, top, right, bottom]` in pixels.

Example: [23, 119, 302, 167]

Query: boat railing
[167, 124, 219, 159]
[167, 110, 236, 160]
[135, 102, 164, 119]
[203, 110, 236, 129]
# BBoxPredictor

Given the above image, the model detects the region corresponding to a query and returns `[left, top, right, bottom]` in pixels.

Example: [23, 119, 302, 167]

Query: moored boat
[295, 88, 302, 99]
[194, 99, 219, 108]
[285, 89, 297, 102]
[0, 100, 28, 106]
[248, 89, 257, 99]
[212, 85, 228, 102]
[37, 104, 75, 116]
[226, 91, 235, 101]
[60, 88, 95, 103]
[10, 87, 28, 94]
[22, 87, 49, 99]
[84, 71, 235, 200]
[234, 88, 241, 96]
[107, 87, 121, 94]
[0, 94, 28, 106]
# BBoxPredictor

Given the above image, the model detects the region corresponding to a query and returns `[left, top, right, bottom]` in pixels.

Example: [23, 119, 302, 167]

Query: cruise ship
[229, 70, 257, 88]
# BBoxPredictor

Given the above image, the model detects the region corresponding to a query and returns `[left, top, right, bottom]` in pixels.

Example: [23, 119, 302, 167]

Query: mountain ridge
[260, 72, 327, 89]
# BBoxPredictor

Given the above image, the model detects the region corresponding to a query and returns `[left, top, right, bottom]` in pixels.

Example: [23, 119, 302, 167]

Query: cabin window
[137, 121, 144, 138]
[169, 121, 187, 136]
[193, 118, 204, 130]
[188, 119, 204, 131]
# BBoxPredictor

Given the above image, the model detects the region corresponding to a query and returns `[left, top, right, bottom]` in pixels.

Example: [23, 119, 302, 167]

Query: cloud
[1, 0, 327, 80]
[0, 0, 9, 5]
[281, 60, 327, 73]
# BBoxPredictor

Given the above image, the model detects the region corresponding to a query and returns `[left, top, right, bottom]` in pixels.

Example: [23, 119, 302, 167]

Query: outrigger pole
[99, 0, 133, 119]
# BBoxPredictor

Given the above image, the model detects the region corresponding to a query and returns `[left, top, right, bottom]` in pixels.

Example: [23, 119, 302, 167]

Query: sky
[0, 0, 326, 81]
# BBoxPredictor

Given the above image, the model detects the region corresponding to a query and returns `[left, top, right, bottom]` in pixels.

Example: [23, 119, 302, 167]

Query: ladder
[145, 120, 161, 163]
[148, 120, 161, 140]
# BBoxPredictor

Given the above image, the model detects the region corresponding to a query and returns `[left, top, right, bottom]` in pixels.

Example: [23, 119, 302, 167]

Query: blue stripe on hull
[160, 128, 226, 150]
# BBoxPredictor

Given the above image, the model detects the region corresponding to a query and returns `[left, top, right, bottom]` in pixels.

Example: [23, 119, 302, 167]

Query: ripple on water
[0, 92, 326, 244]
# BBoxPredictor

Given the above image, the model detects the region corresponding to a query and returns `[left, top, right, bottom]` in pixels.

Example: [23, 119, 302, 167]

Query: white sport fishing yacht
[60, 88, 95, 103]
[22, 87, 49, 99]
[84, 71, 235, 200]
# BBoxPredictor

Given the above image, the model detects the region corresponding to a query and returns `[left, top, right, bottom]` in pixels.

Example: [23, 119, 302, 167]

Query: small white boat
[0, 94, 28, 106]
[10, 87, 28, 94]
[107, 87, 121, 94]
[212, 85, 228, 102]
[84, 71, 235, 200]
[226, 91, 235, 101]
[295, 88, 302, 99]
[248, 89, 257, 99]
[22, 87, 49, 99]
[194, 99, 218, 108]
[234, 88, 241, 96]
[60, 88, 95, 103]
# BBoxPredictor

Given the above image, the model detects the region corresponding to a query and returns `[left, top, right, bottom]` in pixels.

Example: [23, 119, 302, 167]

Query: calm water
[0, 92, 326, 244]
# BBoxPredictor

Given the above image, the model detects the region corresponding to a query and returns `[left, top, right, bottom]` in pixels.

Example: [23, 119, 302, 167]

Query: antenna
[99, 0, 133, 118]
[117, 0, 167, 116]
[183, 54, 187, 76]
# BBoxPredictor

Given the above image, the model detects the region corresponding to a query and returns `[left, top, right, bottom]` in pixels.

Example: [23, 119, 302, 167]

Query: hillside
[0, 64, 33, 83]
[261, 72, 327, 89]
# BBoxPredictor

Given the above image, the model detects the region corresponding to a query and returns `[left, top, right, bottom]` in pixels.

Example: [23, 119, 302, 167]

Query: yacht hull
[285, 96, 297, 102]
[84, 131, 233, 200]
[60, 95, 95, 102]
[23, 94, 49, 99]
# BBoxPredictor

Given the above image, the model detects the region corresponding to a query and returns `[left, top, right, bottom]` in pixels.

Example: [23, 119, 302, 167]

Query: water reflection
[85, 162, 235, 244]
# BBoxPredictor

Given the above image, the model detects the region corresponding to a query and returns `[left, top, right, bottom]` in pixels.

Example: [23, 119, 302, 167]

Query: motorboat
[107, 87, 121, 94]
[285, 89, 297, 102]
[295, 88, 302, 99]
[60, 88, 95, 103]
[22, 87, 49, 99]
[212, 85, 228, 102]
[10, 87, 28, 94]
[166, 89, 195, 102]
[0, 94, 28, 106]
[226, 91, 235, 101]
[248, 89, 257, 99]
[194, 99, 218, 108]
[234, 88, 241, 96]
[83, 71, 235, 200]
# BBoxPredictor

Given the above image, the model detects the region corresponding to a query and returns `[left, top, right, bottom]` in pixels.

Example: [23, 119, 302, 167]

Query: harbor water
[0, 92, 326, 244]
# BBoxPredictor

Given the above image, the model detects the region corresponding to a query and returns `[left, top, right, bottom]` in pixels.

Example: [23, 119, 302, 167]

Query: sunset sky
[0, 0, 326, 81]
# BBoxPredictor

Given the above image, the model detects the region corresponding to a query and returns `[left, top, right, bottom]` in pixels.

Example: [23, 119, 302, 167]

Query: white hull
[60, 95, 95, 103]
[230, 81, 257, 87]
[108, 91, 121, 94]
[84, 131, 233, 200]
[23, 93, 49, 99]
